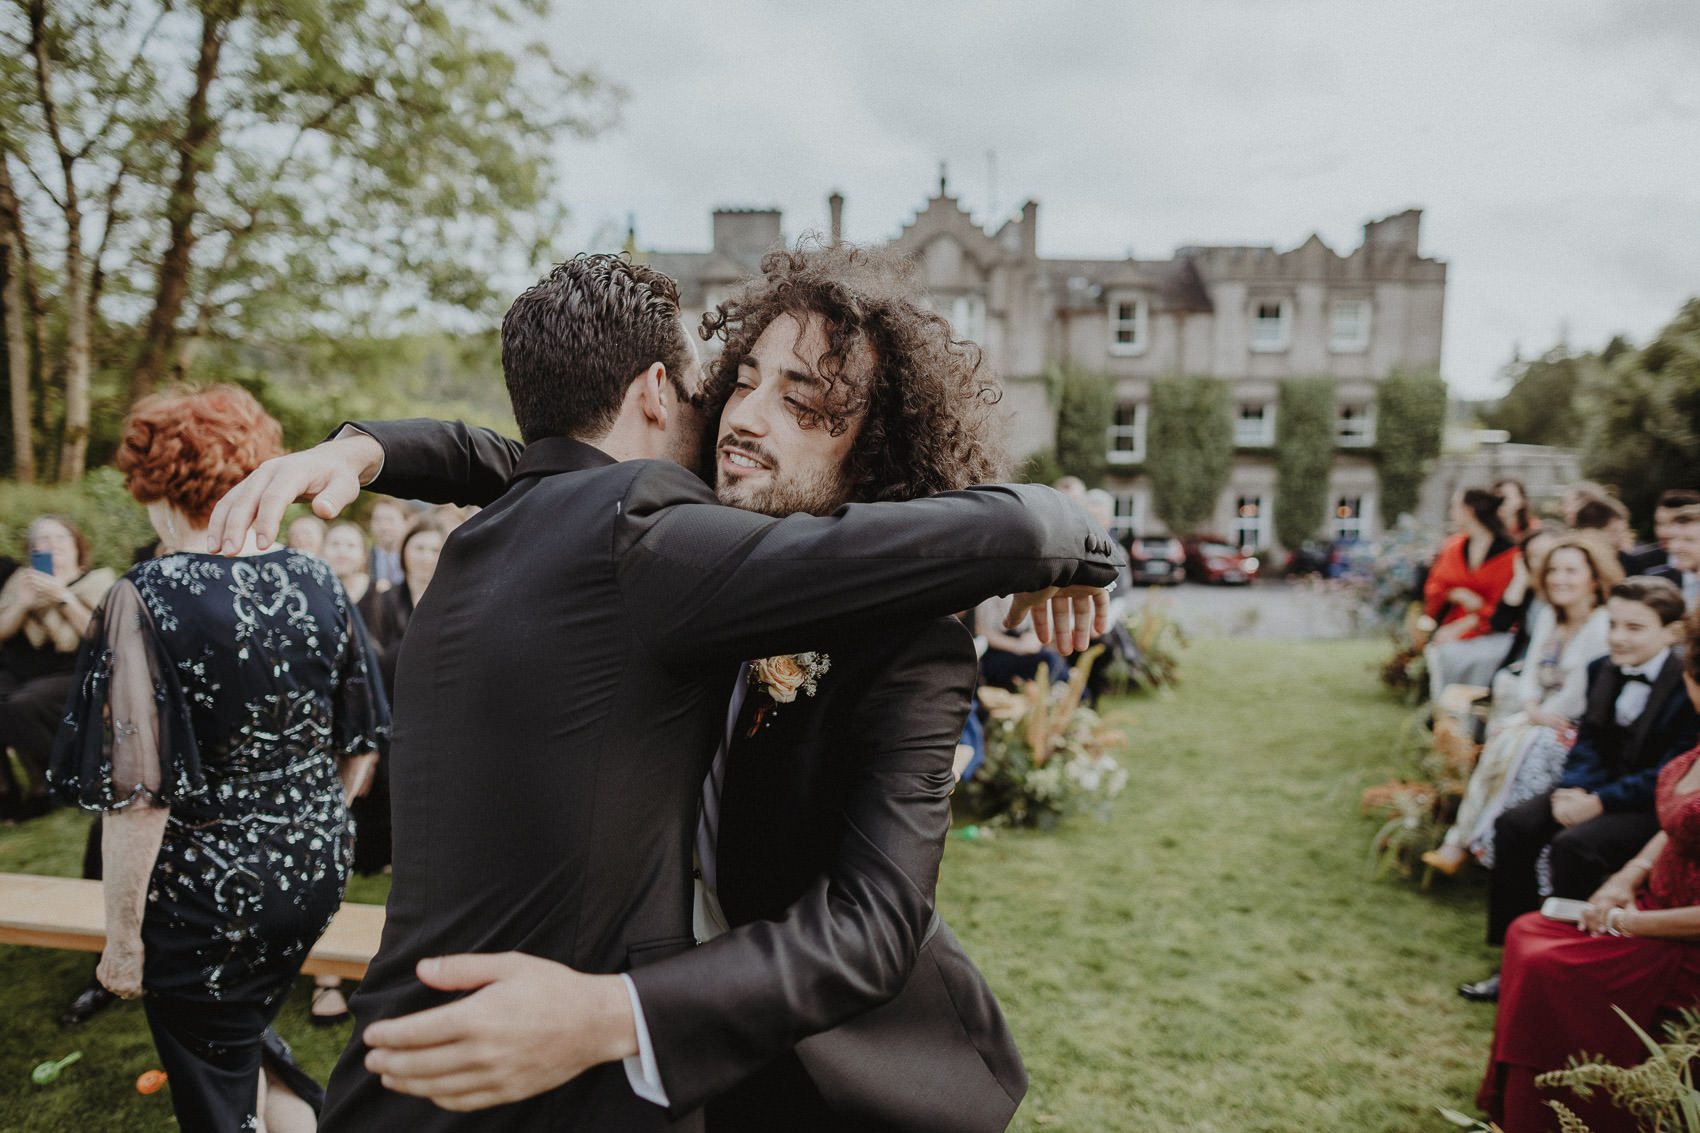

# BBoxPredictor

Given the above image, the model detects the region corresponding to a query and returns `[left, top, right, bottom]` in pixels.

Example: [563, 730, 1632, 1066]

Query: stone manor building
[644, 180, 1447, 550]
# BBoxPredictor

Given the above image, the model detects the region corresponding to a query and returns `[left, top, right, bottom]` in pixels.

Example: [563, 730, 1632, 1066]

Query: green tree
[1147, 376, 1232, 534]
[1581, 298, 1700, 525]
[0, 0, 614, 481]
[1273, 377, 1335, 549]
[1375, 370, 1448, 522]
[1050, 365, 1113, 485]
[1479, 347, 1588, 447]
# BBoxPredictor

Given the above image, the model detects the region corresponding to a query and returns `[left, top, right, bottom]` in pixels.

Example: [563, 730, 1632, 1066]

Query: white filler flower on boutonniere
[745, 652, 831, 734]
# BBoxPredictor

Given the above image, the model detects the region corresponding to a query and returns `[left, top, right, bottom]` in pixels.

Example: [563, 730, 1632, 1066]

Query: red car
[1183, 538, 1260, 585]
[1124, 535, 1186, 585]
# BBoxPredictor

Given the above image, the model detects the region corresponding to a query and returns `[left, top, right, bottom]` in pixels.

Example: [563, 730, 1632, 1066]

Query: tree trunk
[128, 1, 229, 405]
[0, 158, 35, 483]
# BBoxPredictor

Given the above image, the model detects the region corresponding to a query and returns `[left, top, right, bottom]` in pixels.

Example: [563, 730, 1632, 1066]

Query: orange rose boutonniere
[746, 651, 831, 734]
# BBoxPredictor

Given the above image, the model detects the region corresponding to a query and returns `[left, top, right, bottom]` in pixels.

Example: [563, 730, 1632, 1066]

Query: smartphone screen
[29, 549, 53, 575]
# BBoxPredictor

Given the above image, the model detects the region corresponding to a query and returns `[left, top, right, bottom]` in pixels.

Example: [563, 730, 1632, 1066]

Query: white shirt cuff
[619, 973, 670, 1108]
[332, 423, 384, 485]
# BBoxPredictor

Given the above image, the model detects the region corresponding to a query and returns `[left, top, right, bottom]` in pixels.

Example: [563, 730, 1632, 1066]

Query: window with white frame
[1336, 403, 1375, 446]
[1110, 492, 1141, 539]
[1108, 296, 1148, 355]
[1106, 402, 1147, 464]
[1233, 495, 1267, 550]
[949, 294, 986, 344]
[1235, 403, 1276, 447]
[1332, 496, 1367, 541]
[1250, 299, 1290, 352]
[1329, 299, 1372, 352]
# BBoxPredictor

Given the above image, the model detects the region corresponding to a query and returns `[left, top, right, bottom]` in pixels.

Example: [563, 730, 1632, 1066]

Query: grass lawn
[0, 637, 1497, 1132]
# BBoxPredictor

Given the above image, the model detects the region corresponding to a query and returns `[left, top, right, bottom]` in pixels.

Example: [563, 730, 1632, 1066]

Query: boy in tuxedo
[1460, 576, 1699, 1001]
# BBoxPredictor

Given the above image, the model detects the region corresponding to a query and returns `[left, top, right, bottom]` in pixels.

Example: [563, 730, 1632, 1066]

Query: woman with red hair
[50, 385, 390, 1132]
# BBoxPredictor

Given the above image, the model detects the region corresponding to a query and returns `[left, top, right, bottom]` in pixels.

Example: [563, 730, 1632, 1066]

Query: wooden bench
[0, 872, 386, 981]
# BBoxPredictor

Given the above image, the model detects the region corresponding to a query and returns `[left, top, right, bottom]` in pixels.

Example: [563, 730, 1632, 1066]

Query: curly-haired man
[209, 246, 1118, 1133]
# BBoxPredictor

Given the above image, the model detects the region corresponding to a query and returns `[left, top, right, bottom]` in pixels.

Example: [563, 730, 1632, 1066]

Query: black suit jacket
[318, 421, 1119, 1132]
[630, 616, 1024, 1133]
[1559, 650, 1700, 811]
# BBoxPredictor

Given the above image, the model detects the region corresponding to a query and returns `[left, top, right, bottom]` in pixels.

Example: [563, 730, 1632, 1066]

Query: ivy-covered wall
[1375, 370, 1448, 521]
[1050, 366, 1114, 486]
[1273, 377, 1336, 549]
[1147, 376, 1233, 535]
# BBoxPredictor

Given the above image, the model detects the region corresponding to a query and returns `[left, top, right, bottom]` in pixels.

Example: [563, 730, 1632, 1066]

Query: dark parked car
[1183, 538, 1260, 585]
[1124, 535, 1185, 585]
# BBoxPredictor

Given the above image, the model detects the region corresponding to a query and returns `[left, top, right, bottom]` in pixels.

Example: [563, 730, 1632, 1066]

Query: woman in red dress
[1423, 488, 1520, 649]
[1478, 614, 1700, 1132]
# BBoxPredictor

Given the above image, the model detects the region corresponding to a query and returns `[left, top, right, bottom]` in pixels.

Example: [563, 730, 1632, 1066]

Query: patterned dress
[51, 549, 388, 1131]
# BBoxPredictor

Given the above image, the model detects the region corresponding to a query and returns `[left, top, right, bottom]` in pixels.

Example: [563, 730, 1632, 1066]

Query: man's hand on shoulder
[1006, 585, 1111, 654]
[205, 430, 384, 555]
[362, 952, 638, 1112]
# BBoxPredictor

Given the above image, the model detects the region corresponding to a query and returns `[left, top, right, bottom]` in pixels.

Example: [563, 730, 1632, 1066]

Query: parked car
[1183, 537, 1260, 584]
[1124, 535, 1186, 586]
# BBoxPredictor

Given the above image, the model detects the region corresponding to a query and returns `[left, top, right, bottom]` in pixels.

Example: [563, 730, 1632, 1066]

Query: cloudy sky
[541, 0, 1700, 398]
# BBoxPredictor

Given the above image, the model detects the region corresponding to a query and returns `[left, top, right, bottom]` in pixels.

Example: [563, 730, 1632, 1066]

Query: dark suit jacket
[318, 421, 1120, 1133]
[1559, 650, 1700, 811]
[630, 616, 1024, 1133]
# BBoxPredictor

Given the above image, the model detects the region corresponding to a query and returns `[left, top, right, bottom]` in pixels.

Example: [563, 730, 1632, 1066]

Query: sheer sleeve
[333, 593, 391, 758]
[47, 578, 205, 810]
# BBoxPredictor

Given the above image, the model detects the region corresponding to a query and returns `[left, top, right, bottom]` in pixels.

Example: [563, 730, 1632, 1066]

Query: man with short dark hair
[1649, 502, 1700, 610]
[210, 249, 1119, 1131]
[1623, 489, 1700, 573]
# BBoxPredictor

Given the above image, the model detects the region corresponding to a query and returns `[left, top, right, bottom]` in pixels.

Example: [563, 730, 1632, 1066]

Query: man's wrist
[330, 425, 386, 486]
[591, 973, 639, 1062]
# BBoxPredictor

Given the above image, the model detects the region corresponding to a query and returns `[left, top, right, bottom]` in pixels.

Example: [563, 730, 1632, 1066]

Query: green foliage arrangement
[1375, 370, 1448, 522]
[1049, 366, 1115, 485]
[0, 467, 157, 573]
[1147, 376, 1233, 534]
[1016, 449, 1067, 486]
[1536, 1007, 1700, 1132]
[961, 649, 1129, 829]
[1096, 595, 1188, 694]
[1273, 376, 1336, 550]
[1581, 298, 1700, 527]
[2, 0, 613, 482]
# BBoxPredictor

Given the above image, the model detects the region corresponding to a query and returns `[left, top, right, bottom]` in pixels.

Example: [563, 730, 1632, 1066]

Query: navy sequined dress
[51, 549, 389, 1130]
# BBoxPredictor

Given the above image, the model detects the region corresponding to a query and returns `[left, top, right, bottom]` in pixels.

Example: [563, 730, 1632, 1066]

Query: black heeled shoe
[1457, 972, 1500, 1003]
[59, 979, 118, 1027]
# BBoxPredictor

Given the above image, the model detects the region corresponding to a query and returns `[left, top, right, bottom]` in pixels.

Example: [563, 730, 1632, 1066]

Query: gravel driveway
[1124, 579, 1369, 640]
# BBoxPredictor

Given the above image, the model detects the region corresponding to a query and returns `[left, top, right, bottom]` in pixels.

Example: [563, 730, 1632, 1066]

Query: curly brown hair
[118, 385, 284, 525]
[698, 242, 1005, 503]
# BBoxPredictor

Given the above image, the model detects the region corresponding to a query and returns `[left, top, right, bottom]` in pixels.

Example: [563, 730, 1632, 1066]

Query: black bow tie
[1621, 670, 1653, 685]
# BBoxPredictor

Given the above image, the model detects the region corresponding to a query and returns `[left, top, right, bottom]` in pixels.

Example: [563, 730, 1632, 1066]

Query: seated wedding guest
[1426, 534, 1619, 875]
[0, 516, 115, 822]
[1419, 488, 1519, 650]
[1624, 489, 1700, 574]
[50, 384, 387, 1132]
[1649, 503, 1700, 610]
[1494, 478, 1538, 542]
[366, 496, 408, 589]
[352, 513, 447, 878]
[976, 592, 1071, 691]
[1427, 528, 1557, 705]
[1560, 480, 1613, 527]
[1477, 611, 1700, 1133]
[1460, 576, 1700, 1002]
[286, 512, 327, 557]
[1572, 494, 1638, 573]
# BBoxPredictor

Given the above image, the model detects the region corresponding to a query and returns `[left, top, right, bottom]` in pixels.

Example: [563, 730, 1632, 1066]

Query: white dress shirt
[1614, 648, 1669, 727]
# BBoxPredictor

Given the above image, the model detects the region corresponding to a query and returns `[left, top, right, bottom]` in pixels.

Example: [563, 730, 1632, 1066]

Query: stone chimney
[711, 208, 784, 267]
[1019, 199, 1038, 261]
[828, 191, 844, 245]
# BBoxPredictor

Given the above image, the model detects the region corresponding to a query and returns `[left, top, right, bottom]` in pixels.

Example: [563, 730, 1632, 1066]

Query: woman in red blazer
[1424, 487, 1520, 647]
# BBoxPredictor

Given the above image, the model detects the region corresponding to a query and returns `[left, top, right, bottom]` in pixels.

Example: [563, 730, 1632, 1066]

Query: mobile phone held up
[30, 549, 53, 575]
[1541, 897, 1591, 923]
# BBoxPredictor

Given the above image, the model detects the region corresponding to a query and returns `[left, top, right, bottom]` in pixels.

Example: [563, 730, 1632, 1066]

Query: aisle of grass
[1, 637, 1494, 1131]
[938, 637, 1497, 1132]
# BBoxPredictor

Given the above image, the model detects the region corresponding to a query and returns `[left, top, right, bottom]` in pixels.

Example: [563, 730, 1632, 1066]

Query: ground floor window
[1110, 492, 1141, 539]
[1233, 495, 1267, 550]
[1333, 495, 1367, 541]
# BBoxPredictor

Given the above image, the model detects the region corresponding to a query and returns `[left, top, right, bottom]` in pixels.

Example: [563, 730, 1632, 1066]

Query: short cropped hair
[118, 385, 284, 525]
[501, 254, 692, 444]
[1610, 576, 1687, 626]
[1658, 489, 1700, 511]
[699, 242, 1006, 502]
[1574, 495, 1630, 529]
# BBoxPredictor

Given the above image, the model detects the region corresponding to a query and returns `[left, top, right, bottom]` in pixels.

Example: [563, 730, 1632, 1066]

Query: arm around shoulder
[355, 419, 524, 506]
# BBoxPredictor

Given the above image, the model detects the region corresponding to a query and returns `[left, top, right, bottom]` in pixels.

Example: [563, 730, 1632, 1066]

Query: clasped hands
[362, 953, 635, 1112]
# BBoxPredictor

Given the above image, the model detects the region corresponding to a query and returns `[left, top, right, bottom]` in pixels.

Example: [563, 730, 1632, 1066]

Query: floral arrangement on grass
[1360, 712, 1473, 879]
[961, 646, 1129, 829]
[1095, 594, 1188, 695]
